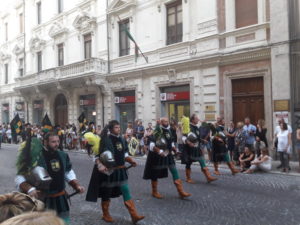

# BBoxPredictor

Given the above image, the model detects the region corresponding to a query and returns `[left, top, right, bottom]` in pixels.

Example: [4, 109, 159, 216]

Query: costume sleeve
[65, 169, 77, 182]
[15, 175, 26, 190]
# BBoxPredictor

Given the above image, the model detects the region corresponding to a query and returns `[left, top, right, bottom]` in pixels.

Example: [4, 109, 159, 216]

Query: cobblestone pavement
[1, 144, 300, 225]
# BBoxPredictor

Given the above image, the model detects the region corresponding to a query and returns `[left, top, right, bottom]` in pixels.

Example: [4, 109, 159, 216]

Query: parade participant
[211, 118, 239, 175]
[86, 120, 144, 224]
[143, 117, 191, 199]
[15, 131, 85, 224]
[181, 114, 217, 183]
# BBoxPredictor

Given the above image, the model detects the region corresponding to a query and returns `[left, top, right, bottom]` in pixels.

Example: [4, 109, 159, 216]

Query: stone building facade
[0, 0, 296, 154]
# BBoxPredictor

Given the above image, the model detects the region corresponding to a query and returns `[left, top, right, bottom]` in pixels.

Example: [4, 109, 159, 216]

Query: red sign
[80, 99, 96, 106]
[115, 96, 135, 104]
[160, 91, 189, 101]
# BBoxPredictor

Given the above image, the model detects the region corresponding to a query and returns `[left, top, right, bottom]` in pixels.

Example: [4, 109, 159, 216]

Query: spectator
[297, 127, 300, 172]
[277, 122, 292, 172]
[170, 120, 177, 147]
[274, 118, 293, 168]
[253, 136, 266, 157]
[245, 148, 272, 173]
[256, 119, 268, 147]
[225, 120, 236, 161]
[96, 125, 102, 136]
[0, 211, 64, 225]
[143, 123, 154, 156]
[6, 126, 12, 144]
[136, 120, 145, 155]
[125, 122, 134, 143]
[0, 192, 44, 223]
[239, 146, 255, 172]
[234, 122, 247, 164]
[243, 117, 256, 149]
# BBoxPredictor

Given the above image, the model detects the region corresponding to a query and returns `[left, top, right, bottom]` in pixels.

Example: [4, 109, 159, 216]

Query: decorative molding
[29, 36, 46, 53]
[0, 51, 11, 62]
[160, 47, 188, 59]
[167, 68, 176, 83]
[236, 33, 256, 43]
[73, 11, 96, 34]
[12, 44, 24, 56]
[107, 0, 137, 15]
[49, 21, 69, 40]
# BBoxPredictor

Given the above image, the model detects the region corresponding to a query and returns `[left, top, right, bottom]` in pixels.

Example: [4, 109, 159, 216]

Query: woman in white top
[277, 122, 292, 172]
[245, 147, 272, 173]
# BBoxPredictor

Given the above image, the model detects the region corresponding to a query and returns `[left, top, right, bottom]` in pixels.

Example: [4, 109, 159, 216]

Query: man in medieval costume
[143, 117, 191, 199]
[211, 117, 240, 175]
[85, 120, 144, 224]
[15, 130, 85, 224]
[181, 114, 217, 183]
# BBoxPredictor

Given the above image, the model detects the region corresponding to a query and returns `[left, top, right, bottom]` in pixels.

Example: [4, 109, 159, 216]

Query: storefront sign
[115, 96, 135, 104]
[160, 91, 190, 101]
[80, 99, 96, 106]
[274, 100, 290, 112]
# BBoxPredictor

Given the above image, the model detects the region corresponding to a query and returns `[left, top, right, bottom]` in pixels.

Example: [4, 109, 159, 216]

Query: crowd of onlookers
[0, 116, 299, 174]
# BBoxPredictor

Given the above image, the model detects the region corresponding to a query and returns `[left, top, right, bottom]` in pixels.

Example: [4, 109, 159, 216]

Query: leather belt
[47, 190, 66, 198]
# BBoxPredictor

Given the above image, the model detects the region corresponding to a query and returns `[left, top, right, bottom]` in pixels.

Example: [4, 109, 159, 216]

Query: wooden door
[232, 77, 264, 124]
[54, 94, 68, 126]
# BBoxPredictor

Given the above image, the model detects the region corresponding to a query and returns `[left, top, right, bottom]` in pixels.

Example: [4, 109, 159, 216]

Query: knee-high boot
[124, 199, 145, 224]
[185, 168, 195, 184]
[151, 180, 163, 199]
[201, 167, 218, 183]
[101, 200, 114, 223]
[214, 163, 221, 175]
[174, 179, 191, 198]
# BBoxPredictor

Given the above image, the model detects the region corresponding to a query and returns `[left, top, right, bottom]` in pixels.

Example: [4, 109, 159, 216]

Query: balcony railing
[15, 58, 107, 89]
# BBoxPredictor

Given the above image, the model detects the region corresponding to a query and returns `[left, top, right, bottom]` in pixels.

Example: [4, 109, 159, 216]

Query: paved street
[1, 144, 300, 225]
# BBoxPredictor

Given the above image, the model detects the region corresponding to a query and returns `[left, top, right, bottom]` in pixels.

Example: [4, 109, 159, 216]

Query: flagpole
[117, 16, 148, 63]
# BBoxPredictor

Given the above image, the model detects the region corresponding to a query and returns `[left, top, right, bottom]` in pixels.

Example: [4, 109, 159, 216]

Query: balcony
[15, 58, 107, 90]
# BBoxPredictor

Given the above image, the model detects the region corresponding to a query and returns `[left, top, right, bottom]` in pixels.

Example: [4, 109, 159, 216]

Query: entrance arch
[54, 93, 68, 126]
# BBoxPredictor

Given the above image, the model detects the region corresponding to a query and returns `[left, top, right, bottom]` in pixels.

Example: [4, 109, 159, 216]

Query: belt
[47, 190, 66, 198]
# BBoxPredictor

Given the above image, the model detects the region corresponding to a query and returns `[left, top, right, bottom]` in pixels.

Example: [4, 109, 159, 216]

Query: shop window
[79, 95, 96, 123]
[166, 0, 182, 45]
[235, 0, 258, 28]
[119, 19, 130, 57]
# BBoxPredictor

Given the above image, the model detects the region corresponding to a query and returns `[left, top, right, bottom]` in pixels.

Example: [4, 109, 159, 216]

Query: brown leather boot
[151, 180, 163, 199]
[174, 179, 191, 198]
[101, 200, 114, 223]
[185, 168, 195, 184]
[214, 163, 221, 175]
[201, 167, 218, 183]
[124, 199, 145, 224]
[227, 161, 240, 175]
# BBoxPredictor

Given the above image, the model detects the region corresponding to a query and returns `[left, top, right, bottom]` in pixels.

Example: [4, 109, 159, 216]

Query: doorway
[54, 94, 68, 126]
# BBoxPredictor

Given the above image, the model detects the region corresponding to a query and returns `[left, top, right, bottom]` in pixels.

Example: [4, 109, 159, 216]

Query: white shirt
[274, 125, 292, 135]
[277, 130, 290, 152]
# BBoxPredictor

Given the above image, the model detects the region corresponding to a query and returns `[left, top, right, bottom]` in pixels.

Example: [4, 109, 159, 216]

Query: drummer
[85, 120, 144, 224]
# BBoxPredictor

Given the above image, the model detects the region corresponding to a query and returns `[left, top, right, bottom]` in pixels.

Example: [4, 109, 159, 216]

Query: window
[119, 19, 130, 56]
[166, 0, 182, 45]
[37, 51, 42, 72]
[4, 64, 8, 84]
[19, 13, 24, 33]
[84, 33, 92, 59]
[57, 44, 64, 66]
[19, 58, 24, 77]
[5, 23, 8, 41]
[235, 0, 258, 28]
[37, 2, 41, 25]
[58, 0, 63, 13]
